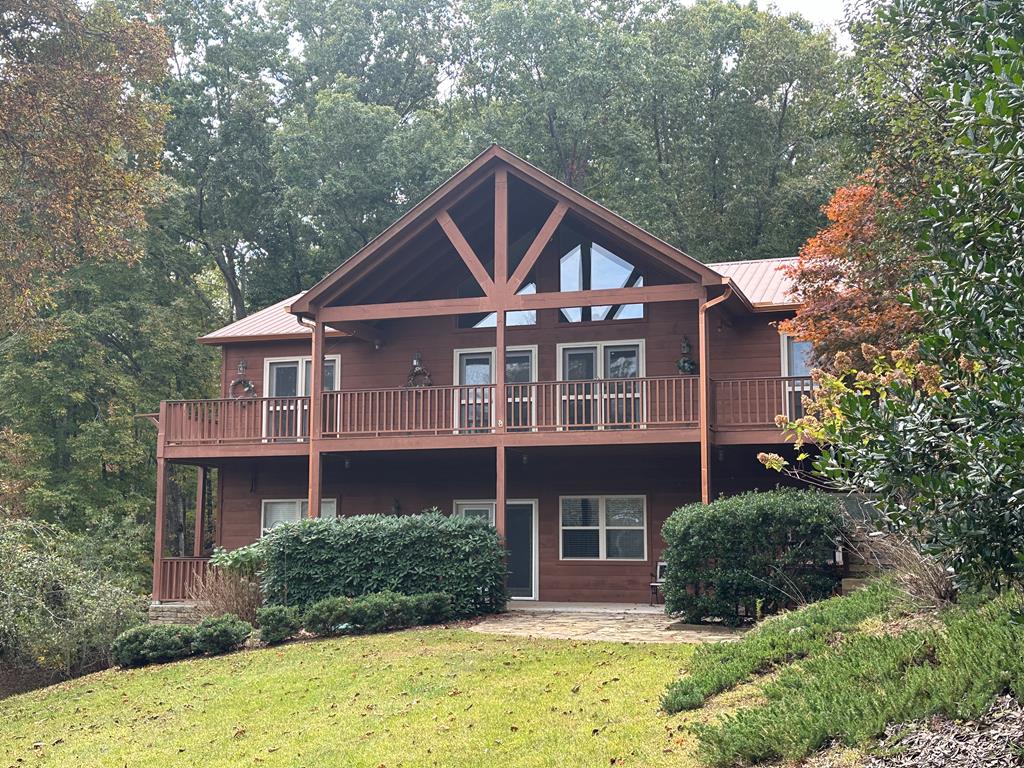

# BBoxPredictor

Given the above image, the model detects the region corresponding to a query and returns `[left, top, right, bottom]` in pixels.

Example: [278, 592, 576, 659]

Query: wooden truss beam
[507, 200, 568, 294]
[317, 283, 701, 323]
[436, 210, 495, 296]
[323, 320, 386, 345]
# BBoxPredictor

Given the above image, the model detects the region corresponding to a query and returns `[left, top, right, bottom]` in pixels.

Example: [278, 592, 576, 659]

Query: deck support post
[153, 400, 168, 600]
[698, 284, 733, 504]
[307, 318, 325, 517]
[193, 465, 205, 556]
[494, 167, 508, 540]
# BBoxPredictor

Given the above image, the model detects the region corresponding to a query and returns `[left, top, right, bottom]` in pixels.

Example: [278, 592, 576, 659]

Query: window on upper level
[456, 280, 538, 328]
[559, 241, 644, 323]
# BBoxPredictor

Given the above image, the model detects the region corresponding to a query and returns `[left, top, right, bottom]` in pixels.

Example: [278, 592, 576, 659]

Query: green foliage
[413, 592, 453, 625]
[137, 625, 197, 665]
[0, 520, 146, 679]
[303, 591, 456, 637]
[109, 625, 152, 669]
[789, 0, 1024, 591]
[191, 614, 252, 655]
[255, 606, 301, 646]
[662, 580, 903, 713]
[260, 513, 506, 616]
[210, 542, 265, 580]
[661, 489, 846, 625]
[302, 597, 354, 637]
[693, 592, 1024, 765]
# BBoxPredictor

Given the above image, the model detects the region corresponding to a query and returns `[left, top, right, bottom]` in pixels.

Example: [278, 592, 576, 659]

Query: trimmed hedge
[260, 513, 506, 615]
[256, 606, 301, 646]
[302, 591, 454, 637]
[111, 614, 252, 668]
[112, 624, 196, 667]
[192, 614, 252, 655]
[661, 489, 845, 625]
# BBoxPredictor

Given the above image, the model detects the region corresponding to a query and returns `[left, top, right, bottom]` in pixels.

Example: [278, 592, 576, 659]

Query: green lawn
[1, 629, 701, 768]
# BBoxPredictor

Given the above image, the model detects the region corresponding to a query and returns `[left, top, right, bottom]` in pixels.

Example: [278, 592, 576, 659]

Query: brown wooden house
[151, 145, 813, 605]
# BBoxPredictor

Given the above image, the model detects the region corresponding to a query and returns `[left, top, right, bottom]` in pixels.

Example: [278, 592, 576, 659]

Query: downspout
[698, 281, 734, 504]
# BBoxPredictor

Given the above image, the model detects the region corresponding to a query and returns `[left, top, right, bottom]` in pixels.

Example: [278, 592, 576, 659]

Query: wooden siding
[212, 445, 796, 602]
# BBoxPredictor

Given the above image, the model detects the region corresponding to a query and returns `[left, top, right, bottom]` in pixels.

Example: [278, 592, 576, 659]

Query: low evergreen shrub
[259, 512, 506, 616]
[662, 489, 846, 625]
[139, 625, 197, 664]
[303, 597, 353, 636]
[412, 592, 452, 625]
[192, 614, 252, 655]
[256, 606, 301, 646]
[110, 625, 152, 668]
[347, 591, 418, 632]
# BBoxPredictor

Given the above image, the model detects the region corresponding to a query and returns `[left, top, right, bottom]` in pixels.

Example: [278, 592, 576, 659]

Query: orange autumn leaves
[781, 178, 921, 370]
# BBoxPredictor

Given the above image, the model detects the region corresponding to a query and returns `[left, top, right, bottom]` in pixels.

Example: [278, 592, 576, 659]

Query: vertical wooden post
[698, 288, 712, 504]
[193, 465, 205, 556]
[494, 167, 509, 539]
[495, 446, 507, 539]
[307, 318, 324, 517]
[698, 285, 733, 504]
[153, 401, 168, 600]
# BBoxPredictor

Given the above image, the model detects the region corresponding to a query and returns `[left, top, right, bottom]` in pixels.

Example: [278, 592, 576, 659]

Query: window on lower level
[261, 498, 337, 532]
[559, 495, 646, 560]
[454, 500, 496, 526]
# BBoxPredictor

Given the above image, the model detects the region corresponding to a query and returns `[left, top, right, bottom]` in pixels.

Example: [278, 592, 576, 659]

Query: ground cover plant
[662, 579, 905, 713]
[1, 630, 700, 768]
[662, 489, 847, 625]
[694, 591, 1024, 765]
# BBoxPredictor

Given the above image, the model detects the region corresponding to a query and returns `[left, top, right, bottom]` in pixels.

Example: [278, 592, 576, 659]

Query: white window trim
[262, 354, 342, 397]
[260, 497, 337, 534]
[558, 494, 648, 561]
[453, 345, 539, 432]
[451, 345, 539, 384]
[555, 339, 646, 380]
[454, 498, 539, 600]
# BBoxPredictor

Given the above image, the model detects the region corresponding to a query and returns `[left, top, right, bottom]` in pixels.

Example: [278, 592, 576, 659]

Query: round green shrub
[347, 591, 418, 633]
[110, 625, 152, 668]
[303, 597, 353, 636]
[413, 593, 452, 625]
[662, 489, 845, 625]
[192, 614, 252, 655]
[259, 512, 506, 616]
[140, 625, 197, 664]
[256, 606, 301, 646]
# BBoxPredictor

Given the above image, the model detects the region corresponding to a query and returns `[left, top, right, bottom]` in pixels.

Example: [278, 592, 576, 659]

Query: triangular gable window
[457, 281, 538, 329]
[560, 241, 643, 323]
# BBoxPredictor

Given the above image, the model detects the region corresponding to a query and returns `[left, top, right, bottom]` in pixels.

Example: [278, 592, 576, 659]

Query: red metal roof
[708, 257, 798, 309]
[200, 259, 799, 343]
[199, 292, 332, 344]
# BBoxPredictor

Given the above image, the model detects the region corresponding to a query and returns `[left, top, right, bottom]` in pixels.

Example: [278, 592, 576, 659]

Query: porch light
[412, 350, 423, 368]
[237, 359, 248, 375]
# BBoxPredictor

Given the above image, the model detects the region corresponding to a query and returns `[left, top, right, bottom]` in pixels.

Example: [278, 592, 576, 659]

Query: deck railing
[322, 384, 496, 438]
[156, 556, 210, 601]
[161, 375, 813, 445]
[712, 376, 815, 428]
[163, 396, 310, 445]
[505, 376, 699, 431]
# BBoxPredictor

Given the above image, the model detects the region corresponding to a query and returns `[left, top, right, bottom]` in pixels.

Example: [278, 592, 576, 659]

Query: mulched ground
[866, 695, 1024, 768]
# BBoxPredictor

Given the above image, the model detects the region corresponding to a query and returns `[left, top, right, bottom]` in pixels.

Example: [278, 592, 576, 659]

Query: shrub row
[662, 488, 846, 625]
[111, 615, 252, 668]
[257, 512, 506, 616]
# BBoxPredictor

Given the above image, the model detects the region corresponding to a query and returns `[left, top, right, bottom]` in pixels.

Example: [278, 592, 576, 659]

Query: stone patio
[469, 603, 741, 644]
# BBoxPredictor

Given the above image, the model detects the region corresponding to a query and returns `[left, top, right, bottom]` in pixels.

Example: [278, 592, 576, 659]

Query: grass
[1, 628, 701, 768]
[662, 579, 907, 713]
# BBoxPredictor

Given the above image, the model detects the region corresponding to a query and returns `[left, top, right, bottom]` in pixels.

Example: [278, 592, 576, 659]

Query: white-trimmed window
[454, 500, 496, 526]
[780, 334, 813, 377]
[261, 498, 337, 533]
[264, 355, 341, 397]
[559, 495, 646, 560]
